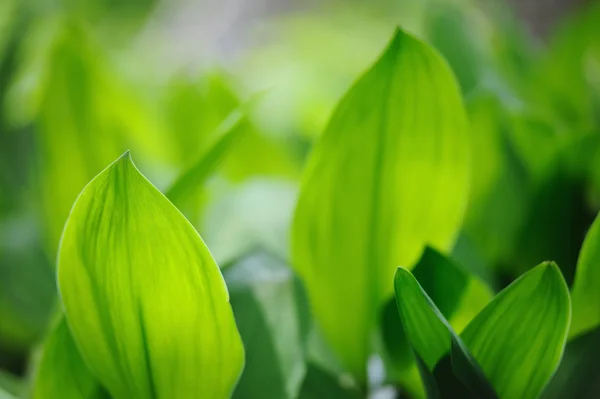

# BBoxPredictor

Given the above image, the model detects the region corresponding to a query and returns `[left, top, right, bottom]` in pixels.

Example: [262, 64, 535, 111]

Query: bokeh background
[1, 0, 599, 396]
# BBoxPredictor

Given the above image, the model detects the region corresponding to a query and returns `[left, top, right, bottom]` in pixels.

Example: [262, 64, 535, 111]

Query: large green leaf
[33, 317, 104, 399]
[570, 210, 600, 339]
[223, 250, 310, 399]
[292, 28, 469, 378]
[57, 152, 244, 398]
[393, 267, 497, 398]
[461, 262, 571, 399]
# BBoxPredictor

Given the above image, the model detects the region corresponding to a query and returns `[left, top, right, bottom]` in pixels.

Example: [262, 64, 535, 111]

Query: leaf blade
[57, 151, 244, 398]
[292, 27, 470, 377]
[460, 262, 571, 399]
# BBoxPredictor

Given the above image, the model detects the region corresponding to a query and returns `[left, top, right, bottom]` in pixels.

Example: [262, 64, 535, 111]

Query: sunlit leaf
[461, 262, 571, 399]
[57, 151, 244, 398]
[292, 28, 469, 378]
[33, 316, 104, 399]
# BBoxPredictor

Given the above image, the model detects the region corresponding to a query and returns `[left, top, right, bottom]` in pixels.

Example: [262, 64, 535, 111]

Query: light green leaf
[393, 267, 497, 398]
[461, 262, 571, 399]
[57, 151, 244, 398]
[570, 210, 600, 339]
[33, 316, 103, 399]
[292, 27, 469, 378]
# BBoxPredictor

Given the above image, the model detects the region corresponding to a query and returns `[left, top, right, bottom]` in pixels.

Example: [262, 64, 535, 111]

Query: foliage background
[1, 0, 599, 397]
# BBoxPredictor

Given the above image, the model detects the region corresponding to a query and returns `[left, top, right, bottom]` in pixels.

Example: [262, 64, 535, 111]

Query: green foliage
[57, 152, 244, 398]
[395, 262, 570, 399]
[292, 28, 469, 379]
[33, 317, 102, 399]
[2, 0, 600, 398]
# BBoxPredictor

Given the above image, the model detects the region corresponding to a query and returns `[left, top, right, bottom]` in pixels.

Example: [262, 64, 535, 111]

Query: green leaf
[165, 108, 248, 207]
[542, 326, 600, 399]
[57, 151, 244, 398]
[292, 28, 469, 378]
[570, 210, 600, 339]
[33, 316, 104, 399]
[223, 250, 310, 399]
[393, 267, 497, 398]
[461, 262, 571, 399]
[382, 247, 492, 396]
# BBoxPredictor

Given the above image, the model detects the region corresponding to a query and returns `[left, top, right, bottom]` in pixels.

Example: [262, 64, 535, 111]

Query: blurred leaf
[223, 250, 310, 399]
[542, 326, 600, 399]
[461, 262, 571, 399]
[0, 371, 21, 397]
[528, 2, 600, 132]
[297, 363, 361, 399]
[33, 317, 104, 399]
[164, 71, 239, 168]
[426, 2, 481, 94]
[221, 127, 301, 183]
[165, 108, 248, 208]
[7, 19, 165, 256]
[0, 216, 55, 351]
[57, 152, 244, 398]
[292, 28, 469, 378]
[463, 93, 530, 265]
[393, 267, 497, 398]
[570, 209, 600, 338]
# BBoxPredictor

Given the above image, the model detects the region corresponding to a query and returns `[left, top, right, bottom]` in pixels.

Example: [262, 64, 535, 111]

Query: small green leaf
[57, 151, 244, 398]
[381, 247, 492, 396]
[292, 27, 469, 378]
[570, 210, 600, 339]
[393, 267, 497, 398]
[33, 316, 103, 399]
[461, 262, 571, 399]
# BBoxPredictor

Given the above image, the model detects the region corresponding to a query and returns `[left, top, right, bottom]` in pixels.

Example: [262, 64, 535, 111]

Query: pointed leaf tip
[292, 26, 469, 376]
[57, 153, 244, 398]
[460, 262, 570, 399]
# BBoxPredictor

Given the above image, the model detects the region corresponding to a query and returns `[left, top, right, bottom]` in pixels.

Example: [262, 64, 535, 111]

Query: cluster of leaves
[0, 0, 599, 398]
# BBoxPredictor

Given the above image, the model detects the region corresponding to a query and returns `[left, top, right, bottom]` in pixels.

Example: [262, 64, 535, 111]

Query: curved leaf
[33, 316, 103, 399]
[382, 247, 492, 396]
[393, 267, 497, 398]
[461, 262, 571, 399]
[57, 151, 244, 398]
[292, 27, 469, 378]
[570, 210, 600, 339]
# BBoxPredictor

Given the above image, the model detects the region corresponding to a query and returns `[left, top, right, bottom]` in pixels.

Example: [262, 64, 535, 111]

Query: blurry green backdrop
[1, 0, 599, 397]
